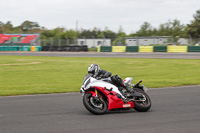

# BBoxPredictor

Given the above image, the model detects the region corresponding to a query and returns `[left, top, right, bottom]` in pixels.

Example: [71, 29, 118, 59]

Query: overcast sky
[0, 0, 199, 34]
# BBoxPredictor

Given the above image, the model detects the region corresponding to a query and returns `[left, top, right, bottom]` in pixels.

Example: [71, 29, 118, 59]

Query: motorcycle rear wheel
[83, 93, 107, 115]
[133, 88, 151, 112]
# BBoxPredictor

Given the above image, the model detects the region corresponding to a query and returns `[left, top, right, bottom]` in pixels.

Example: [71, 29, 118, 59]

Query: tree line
[0, 10, 200, 44]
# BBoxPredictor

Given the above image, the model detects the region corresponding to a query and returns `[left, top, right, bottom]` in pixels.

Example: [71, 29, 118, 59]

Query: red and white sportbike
[80, 74, 151, 115]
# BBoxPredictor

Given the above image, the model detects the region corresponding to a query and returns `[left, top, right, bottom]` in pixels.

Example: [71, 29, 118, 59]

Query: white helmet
[88, 64, 100, 75]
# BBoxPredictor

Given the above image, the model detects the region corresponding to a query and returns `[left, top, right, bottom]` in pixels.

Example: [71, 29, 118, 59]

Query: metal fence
[34, 37, 200, 47]
[40, 37, 126, 47]
[40, 38, 76, 46]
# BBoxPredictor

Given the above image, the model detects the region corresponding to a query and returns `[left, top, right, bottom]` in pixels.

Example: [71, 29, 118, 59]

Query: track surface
[0, 85, 200, 133]
[0, 52, 200, 59]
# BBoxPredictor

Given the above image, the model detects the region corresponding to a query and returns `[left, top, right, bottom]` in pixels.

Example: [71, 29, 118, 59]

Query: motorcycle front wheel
[83, 93, 107, 115]
[133, 88, 151, 112]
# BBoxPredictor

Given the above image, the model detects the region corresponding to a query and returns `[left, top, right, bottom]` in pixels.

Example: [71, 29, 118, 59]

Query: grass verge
[0, 55, 200, 96]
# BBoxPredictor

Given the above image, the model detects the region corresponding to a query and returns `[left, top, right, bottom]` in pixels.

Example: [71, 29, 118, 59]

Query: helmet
[88, 64, 100, 75]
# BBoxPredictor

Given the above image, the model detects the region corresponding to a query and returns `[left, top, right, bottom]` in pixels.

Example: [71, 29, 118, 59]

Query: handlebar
[135, 80, 143, 87]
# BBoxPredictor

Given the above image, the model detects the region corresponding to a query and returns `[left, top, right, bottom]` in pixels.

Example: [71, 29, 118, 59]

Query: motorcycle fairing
[88, 86, 134, 110]
[85, 78, 125, 98]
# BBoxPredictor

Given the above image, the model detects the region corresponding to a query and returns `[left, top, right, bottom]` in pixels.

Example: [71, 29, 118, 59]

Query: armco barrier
[153, 46, 167, 52]
[112, 46, 126, 52]
[139, 46, 153, 52]
[126, 46, 138, 52]
[42, 46, 88, 52]
[0, 46, 20, 51]
[0, 46, 40, 51]
[36, 46, 42, 51]
[23, 46, 31, 51]
[100, 46, 112, 52]
[0, 46, 6, 51]
[18, 46, 24, 51]
[188, 46, 200, 52]
[167, 46, 187, 52]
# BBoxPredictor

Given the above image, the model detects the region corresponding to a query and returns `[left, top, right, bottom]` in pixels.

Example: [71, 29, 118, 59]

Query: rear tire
[133, 88, 151, 112]
[83, 93, 107, 115]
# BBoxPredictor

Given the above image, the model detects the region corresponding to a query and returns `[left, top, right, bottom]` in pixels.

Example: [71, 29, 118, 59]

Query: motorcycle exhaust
[127, 94, 146, 102]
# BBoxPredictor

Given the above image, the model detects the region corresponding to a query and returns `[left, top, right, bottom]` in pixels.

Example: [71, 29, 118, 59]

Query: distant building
[77, 39, 111, 48]
[126, 37, 169, 46]
[177, 38, 189, 45]
[126, 37, 189, 46]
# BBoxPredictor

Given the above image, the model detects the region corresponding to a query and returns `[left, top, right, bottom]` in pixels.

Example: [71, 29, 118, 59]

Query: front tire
[133, 88, 151, 112]
[83, 93, 107, 115]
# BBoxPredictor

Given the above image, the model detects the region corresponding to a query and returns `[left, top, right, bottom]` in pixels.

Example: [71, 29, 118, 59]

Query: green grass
[0, 55, 200, 96]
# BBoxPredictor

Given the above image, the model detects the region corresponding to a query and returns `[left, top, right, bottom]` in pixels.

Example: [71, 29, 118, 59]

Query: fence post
[92, 36, 95, 47]
[83, 36, 86, 46]
[188, 35, 192, 45]
[65, 37, 69, 46]
[50, 38, 53, 46]
[58, 38, 61, 46]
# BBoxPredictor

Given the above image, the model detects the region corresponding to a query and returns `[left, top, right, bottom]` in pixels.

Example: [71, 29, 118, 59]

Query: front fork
[95, 89, 98, 97]
[94, 89, 104, 102]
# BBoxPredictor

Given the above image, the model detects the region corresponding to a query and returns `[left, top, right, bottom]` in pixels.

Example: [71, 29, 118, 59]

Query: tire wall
[100, 46, 112, 52]
[188, 46, 200, 52]
[97, 46, 200, 52]
[167, 46, 187, 53]
[112, 46, 126, 52]
[41, 46, 88, 52]
[126, 46, 138, 52]
[153, 46, 167, 52]
[139, 46, 153, 52]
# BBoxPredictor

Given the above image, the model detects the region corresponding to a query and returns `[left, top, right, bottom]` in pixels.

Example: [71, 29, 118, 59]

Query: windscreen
[83, 73, 93, 83]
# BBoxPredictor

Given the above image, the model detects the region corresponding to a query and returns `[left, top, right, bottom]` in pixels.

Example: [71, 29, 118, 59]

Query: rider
[87, 64, 132, 96]
[88, 64, 112, 79]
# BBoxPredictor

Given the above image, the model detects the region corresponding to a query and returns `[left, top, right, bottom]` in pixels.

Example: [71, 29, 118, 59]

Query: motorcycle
[80, 73, 151, 115]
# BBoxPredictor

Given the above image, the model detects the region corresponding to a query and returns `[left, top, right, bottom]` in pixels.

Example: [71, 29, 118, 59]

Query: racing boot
[116, 93, 128, 103]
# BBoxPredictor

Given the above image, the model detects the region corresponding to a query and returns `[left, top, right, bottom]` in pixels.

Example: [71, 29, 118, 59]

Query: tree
[156, 20, 186, 43]
[0, 21, 4, 33]
[79, 27, 101, 39]
[136, 22, 153, 36]
[41, 30, 55, 38]
[0, 21, 13, 33]
[117, 26, 126, 37]
[102, 27, 116, 40]
[63, 30, 77, 39]
[20, 20, 40, 32]
[97, 32, 105, 38]
[187, 10, 200, 39]
[12, 26, 23, 33]
[113, 26, 126, 46]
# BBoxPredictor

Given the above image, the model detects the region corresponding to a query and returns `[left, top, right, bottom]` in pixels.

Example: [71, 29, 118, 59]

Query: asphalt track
[0, 51, 200, 59]
[0, 85, 200, 133]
